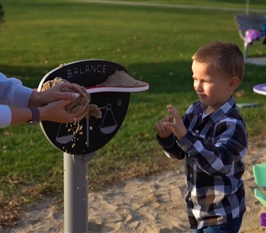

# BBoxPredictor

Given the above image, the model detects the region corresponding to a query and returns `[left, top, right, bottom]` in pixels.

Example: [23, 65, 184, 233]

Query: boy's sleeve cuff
[156, 134, 176, 149]
[176, 131, 196, 153]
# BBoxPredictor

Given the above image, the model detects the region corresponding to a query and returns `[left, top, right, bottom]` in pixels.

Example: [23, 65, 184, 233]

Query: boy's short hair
[192, 41, 245, 82]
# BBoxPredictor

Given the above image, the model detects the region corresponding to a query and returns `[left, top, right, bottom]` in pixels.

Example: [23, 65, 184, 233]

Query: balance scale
[37, 59, 149, 232]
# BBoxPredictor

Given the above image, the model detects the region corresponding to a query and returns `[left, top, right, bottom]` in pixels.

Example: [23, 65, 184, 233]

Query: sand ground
[2, 141, 266, 233]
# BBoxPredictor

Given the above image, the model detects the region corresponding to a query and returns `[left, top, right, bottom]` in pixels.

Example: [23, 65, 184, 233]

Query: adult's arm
[0, 73, 88, 127]
[0, 97, 89, 128]
[0, 72, 33, 107]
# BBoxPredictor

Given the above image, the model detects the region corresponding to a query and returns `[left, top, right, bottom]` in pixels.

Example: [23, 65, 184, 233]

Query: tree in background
[0, 3, 4, 24]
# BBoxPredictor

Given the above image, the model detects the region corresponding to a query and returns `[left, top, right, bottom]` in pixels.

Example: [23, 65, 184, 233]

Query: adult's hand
[39, 98, 89, 123]
[29, 82, 86, 107]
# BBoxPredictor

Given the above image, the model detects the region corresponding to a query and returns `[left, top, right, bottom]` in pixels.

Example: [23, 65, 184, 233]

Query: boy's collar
[198, 96, 236, 121]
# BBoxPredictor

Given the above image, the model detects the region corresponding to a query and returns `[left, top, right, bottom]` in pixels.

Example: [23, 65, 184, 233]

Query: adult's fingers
[62, 83, 87, 96]
[55, 91, 81, 100]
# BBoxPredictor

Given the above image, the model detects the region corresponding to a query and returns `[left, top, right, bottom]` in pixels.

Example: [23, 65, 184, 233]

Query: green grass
[1, 0, 266, 227]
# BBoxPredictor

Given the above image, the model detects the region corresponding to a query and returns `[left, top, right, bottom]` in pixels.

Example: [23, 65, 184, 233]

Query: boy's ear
[229, 76, 240, 90]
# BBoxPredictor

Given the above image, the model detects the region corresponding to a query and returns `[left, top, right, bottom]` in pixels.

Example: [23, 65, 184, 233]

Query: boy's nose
[194, 82, 202, 91]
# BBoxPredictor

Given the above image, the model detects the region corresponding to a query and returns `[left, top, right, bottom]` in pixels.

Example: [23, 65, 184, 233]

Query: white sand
[4, 142, 266, 233]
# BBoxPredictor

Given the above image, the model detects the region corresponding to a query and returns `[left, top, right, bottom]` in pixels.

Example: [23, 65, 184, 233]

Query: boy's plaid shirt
[157, 96, 248, 229]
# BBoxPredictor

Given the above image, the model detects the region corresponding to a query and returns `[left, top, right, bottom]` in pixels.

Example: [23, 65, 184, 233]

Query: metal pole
[64, 153, 94, 233]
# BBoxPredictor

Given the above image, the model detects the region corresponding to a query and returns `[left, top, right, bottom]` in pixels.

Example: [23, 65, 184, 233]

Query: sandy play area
[2, 141, 266, 233]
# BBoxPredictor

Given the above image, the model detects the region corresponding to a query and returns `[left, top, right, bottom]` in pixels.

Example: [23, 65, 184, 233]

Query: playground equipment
[37, 59, 149, 232]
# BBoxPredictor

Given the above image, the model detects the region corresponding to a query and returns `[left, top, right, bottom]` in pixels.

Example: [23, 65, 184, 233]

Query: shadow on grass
[2, 58, 266, 94]
[0, 60, 193, 93]
[0, 64, 52, 87]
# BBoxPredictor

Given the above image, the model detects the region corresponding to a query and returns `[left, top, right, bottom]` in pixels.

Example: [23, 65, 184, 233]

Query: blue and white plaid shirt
[157, 96, 248, 229]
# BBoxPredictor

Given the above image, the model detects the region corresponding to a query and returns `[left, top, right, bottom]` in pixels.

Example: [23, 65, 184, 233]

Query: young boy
[156, 41, 248, 233]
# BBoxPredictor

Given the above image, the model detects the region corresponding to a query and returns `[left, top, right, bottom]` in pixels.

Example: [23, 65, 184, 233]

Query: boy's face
[192, 61, 237, 113]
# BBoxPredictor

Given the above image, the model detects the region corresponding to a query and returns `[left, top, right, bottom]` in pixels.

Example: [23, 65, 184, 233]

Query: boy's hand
[162, 105, 187, 140]
[156, 115, 173, 138]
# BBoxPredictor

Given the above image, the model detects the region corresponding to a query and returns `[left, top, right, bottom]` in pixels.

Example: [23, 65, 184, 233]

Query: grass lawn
[1, 0, 266, 227]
